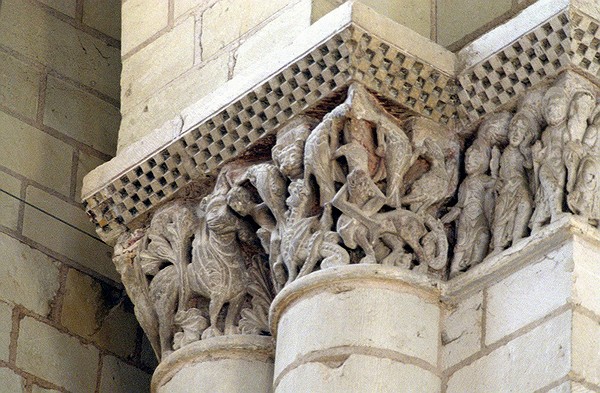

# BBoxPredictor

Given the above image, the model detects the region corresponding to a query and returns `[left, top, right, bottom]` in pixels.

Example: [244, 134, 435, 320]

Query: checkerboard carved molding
[83, 0, 600, 244]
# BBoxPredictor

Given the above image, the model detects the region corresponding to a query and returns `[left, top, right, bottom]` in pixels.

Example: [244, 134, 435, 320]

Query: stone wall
[118, 0, 539, 152]
[0, 0, 153, 391]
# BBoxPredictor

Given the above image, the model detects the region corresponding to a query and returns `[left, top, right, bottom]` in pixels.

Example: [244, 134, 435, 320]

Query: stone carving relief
[113, 79, 600, 359]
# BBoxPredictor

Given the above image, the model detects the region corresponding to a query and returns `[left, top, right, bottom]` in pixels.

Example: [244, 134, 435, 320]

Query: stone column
[270, 266, 442, 393]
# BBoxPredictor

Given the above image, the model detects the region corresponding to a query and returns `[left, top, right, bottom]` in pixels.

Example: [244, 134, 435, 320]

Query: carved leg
[512, 200, 532, 244]
[224, 291, 245, 336]
[201, 296, 225, 339]
[355, 228, 377, 264]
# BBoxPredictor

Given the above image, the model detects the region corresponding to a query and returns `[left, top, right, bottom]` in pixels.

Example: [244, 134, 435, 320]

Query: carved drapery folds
[114, 78, 600, 360]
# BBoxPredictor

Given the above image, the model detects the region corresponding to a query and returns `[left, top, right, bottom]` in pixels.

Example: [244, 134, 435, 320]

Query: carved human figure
[332, 169, 387, 264]
[567, 155, 600, 227]
[491, 112, 536, 253]
[564, 89, 596, 192]
[530, 87, 569, 232]
[189, 193, 251, 339]
[272, 117, 318, 179]
[226, 184, 275, 251]
[442, 142, 495, 277]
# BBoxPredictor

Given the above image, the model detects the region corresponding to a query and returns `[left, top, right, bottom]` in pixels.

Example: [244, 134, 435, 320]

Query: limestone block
[121, 17, 195, 112]
[485, 244, 572, 345]
[22, 187, 117, 282]
[572, 311, 600, 386]
[0, 112, 72, 196]
[441, 291, 483, 369]
[76, 153, 107, 199]
[437, 0, 512, 47]
[122, 0, 168, 55]
[572, 382, 597, 392]
[446, 311, 572, 393]
[233, 0, 311, 76]
[201, 0, 291, 58]
[160, 358, 274, 393]
[572, 0, 600, 20]
[0, 171, 21, 230]
[32, 386, 61, 393]
[547, 381, 571, 392]
[0, 367, 24, 392]
[0, 232, 61, 316]
[0, 0, 120, 100]
[38, 0, 77, 17]
[44, 76, 120, 156]
[274, 285, 440, 377]
[175, 0, 215, 18]
[16, 316, 100, 392]
[0, 51, 40, 119]
[573, 237, 600, 317]
[276, 354, 441, 393]
[60, 269, 137, 357]
[0, 301, 12, 362]
[119, 53, 229, 152]
[83, 0, 122, 40]
[99, 355, 151, 393]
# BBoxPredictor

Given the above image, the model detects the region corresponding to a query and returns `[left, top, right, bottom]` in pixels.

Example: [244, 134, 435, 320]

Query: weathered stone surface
[76, 152, 107, 200]
[122, 0, 168, 55]
[22, 187, 117, 282]
[60, 269, 137, 357]
[275, 285, 440, 377]
[159, 358, 274, 393]
[83, 0, 121, 40]
[0, 112, 72, 196]
[0, 232, 61, 316]
[119, 53, 229, 152]
[0, 0, 121, 100]
[0, 301, 12, 362]
[31, 385, 61, 393]
[0, 51, 40, 119]
[0, 171, 21, 231]
[276, 354, 441, 393]
[121, 17, 195, 111]
[573, 237, 600, 317]
[174, 0, 214, 18]
[485, 244, 572, 345]
[572, 382, 597, 392]
[441, 291, 483, 369]
[446, 311, 571, 393]
[573, 311, 600, 386]
[38, 0, 77, 17]
[44, 76, 120, 156]
[99, 355, 151, 393]
[0, 367, 24, 392]
[547, 381, 571, 393]
[16, 316, 100, 393]
[201, 0, 291, 58]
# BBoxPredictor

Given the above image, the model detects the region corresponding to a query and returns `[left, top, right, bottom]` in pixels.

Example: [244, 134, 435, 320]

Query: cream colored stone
[447, 311, 571, 393]
[159, 358, 274, 393]
[31, 386, 61, 393]
[274, 285, 440, 377]
[119, 53, 229, 152]
[22, 187, 117, 282]
[76, 153, 107, 200]
[573, 311, 600, 386]
[44, 76, 120, 156]
[0, 302, 12, 362]
[233, 1, 311, 76]
[99, 355, 151, 393]
[16, 316, 99, 393]
[437, 0, 513, 47]
[276, 354, 441, 393]
[572, 382, 597, 392]
[485, 244, 572, 345]
[122, 0, 168, 55]
[0, 171, 21, 230]
[572, 0, 600, 20]
[0, 51, 40, 119]
[38, 0, 77, 17]
[122, 17, 195, 111]
[0, 367, 24, 392]
[0, 232, 61, 316]
[0, 112, 72, 196]
[547, 381, 572, 392]
[60, 269, 137, 357]
[0, 0, 120, 99]
[83, 0, 122, 40]
[442, 291, 483, 369]
[573, 237, 600, 317]
[201, 0, 291, 58]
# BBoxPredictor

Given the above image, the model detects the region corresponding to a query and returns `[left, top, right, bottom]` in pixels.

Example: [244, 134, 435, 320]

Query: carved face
[508, 116, 529, 147]
[572, 92, 596, 118]
[273, 142, 304, 179]
[464, 144, 488, 176]
[543, 90, 568, 125]
[286, 180, 307, 209]
[205, 196, 235, 233]
[226, 186, 252, 216]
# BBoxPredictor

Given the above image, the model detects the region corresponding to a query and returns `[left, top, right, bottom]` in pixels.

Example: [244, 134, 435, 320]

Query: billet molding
[84, 0, 600, 245]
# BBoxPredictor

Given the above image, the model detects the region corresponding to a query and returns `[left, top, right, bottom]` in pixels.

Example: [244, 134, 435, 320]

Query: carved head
[226, 185, 254, 216]
[464, 142, 490, 176]
[478, 112, 512, 146]
[205, 194, 236, 233]
[286, 179, 308, 209]
[543, 87, 569, 126]
[569, 90, 596, 121]
[347, 169, 370, 197]
[508, 112, 537, 147]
